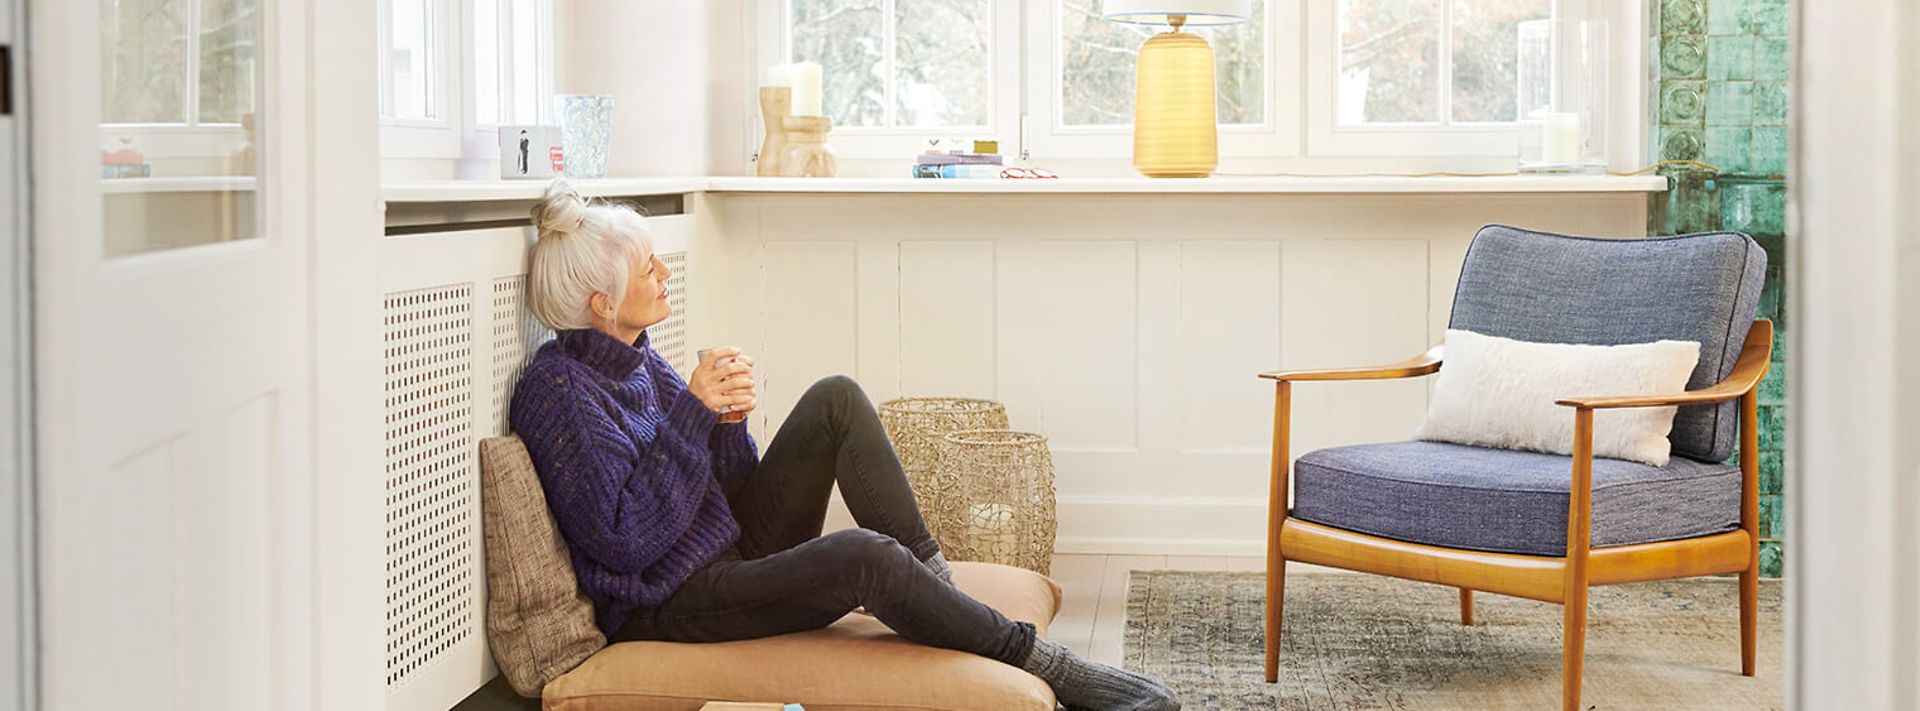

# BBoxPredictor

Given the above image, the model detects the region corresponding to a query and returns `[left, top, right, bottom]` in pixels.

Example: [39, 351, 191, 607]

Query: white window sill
[100, 176, 259, 195]
[701, 175, 1668, 194]
[380, 174, 1667, 202]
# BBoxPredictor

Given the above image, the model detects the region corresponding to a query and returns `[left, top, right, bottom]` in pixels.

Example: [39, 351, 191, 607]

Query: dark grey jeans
[611, 375, 1039, 667]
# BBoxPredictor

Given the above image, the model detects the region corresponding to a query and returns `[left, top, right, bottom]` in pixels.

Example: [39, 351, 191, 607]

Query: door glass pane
[789, 0, 884, 128]
[198, 0, 257, 124]
[893, 0, 990, 128]
[101, 0, 189, 124]
[1059, 0, 1264, 127]
[101, 0, 262, 257]
[1338, 0, 1441, 124]
[1450, 0, 1550, 122]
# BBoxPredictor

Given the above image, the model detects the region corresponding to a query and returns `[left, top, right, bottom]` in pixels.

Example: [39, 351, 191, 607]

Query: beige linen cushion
[479, 436, 608, 697]
[544, 560, 1064, 711]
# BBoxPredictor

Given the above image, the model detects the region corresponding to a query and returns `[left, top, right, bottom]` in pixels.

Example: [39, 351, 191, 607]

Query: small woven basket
[932, 429, 1058, 576]
[878, 397, 1010, 548]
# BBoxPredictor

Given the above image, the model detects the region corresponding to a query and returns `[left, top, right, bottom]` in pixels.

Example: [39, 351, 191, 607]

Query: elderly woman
[509, 181, 1179, 710]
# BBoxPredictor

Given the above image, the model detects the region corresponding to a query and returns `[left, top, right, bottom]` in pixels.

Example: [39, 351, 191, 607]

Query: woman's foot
[1018, 637, 1180, 710]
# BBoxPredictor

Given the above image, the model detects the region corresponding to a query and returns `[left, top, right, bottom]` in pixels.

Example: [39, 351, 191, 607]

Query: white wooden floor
[1046, 554, 1352, 666]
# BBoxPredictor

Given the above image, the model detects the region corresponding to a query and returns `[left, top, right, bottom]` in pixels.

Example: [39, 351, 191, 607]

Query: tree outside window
[1058, 0, 1266, 128]
[1338, 0, 1548, 125]
[790, 0, 992, 129]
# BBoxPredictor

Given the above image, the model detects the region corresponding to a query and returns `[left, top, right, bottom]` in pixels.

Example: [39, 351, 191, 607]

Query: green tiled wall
[1651, 0, 1789, 578]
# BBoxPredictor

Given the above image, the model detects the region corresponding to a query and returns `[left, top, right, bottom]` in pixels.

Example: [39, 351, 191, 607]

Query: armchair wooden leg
[1740, 565, 1758, 676]
[1265, 556, 1286, 683]
[1459, 588, 1474, 626]
[1739, 391, 1760, 677]
[1563, 583, 1588, 711]
[1563, 407, 1594, 711]
[1266, 380, 1292, 685]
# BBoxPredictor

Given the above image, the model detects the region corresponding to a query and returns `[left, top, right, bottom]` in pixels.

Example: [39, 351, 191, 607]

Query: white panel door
[32, 0, 313, 709]
[0, 1, 29, 709]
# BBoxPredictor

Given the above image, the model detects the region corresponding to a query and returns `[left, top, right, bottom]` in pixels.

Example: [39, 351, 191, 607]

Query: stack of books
[912, 140, 1004, 179]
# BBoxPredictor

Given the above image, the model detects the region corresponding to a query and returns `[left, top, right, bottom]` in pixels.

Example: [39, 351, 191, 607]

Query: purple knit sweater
[509, 328, 760, 637]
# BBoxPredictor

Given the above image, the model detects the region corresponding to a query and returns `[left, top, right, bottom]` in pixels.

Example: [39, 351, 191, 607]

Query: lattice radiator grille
[490, 275, 551, 434]
[653, 251, 690, 374]
[383, 284, 476, 688]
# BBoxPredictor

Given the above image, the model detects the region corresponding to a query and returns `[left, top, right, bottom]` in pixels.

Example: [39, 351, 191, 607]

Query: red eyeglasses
[999, 166, 1059, 179]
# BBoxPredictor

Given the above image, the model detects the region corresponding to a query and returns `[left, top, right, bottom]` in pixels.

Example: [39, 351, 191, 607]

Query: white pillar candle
[765, 63, 793, 88]
[1542, 112, 1582, 164]
[790, 61, 823, 117]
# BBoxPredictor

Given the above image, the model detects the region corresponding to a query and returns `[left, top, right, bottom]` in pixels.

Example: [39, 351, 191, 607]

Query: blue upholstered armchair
[1258, 225, 1771, 711]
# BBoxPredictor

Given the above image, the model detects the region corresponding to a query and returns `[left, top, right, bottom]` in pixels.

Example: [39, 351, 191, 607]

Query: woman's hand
[690, 348, 756, 418]
[723, 354, 758, 419]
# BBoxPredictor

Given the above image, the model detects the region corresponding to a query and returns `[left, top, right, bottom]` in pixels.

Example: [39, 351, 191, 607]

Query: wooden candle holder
[757, 87, 792, 177]
[779, 115, 837, 178]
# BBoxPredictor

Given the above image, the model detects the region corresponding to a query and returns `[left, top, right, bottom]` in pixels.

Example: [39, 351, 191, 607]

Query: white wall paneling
[714, 192, 1649, 555]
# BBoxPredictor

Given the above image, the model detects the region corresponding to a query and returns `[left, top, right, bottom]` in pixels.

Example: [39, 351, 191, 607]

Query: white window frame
[748, 0, 1643, 167]
[463, 0, 556, 139]
[1304, 0, 1634, 158]
[1023, 0, 1300, 160]
[380, 0, 462, 158]
[98, 0, 259, 158]
[752, 0, 1021, 161]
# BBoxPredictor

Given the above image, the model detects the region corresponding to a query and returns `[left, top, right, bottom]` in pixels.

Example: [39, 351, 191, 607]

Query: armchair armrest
[1258, 345, 1443, 382]
[1554, 320, 1773, 410]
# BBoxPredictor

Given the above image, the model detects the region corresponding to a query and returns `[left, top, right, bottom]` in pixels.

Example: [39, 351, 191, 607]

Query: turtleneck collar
[556, 328, 650, 379]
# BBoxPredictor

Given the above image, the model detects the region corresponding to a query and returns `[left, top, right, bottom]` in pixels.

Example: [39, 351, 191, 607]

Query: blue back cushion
[1448, 225, 1767, 463]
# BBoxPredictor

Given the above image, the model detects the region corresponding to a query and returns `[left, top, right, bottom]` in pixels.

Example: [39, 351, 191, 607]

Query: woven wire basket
[878, 397, 1010, 549]
[932, 429, 1057, 576]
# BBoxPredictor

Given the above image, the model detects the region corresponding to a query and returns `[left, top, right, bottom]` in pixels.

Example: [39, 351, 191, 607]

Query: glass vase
[553, 94, 613, 178]
[1516, 19, 1609, 175]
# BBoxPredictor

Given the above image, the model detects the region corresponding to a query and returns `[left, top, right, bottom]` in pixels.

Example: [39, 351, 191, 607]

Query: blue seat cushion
[1292, 441, 1741, 556]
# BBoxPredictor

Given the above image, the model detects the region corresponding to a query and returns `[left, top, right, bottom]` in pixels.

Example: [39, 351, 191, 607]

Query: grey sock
[1018, 637, 1180, 711]
[922, 550, 955, 585]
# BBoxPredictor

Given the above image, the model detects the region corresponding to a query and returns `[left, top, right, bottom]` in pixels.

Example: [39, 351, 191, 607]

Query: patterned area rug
[1122, 571, 1782, 710]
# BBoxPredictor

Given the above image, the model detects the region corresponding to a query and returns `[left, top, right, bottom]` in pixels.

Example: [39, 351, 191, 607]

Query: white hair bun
[531, 178, 587, 238]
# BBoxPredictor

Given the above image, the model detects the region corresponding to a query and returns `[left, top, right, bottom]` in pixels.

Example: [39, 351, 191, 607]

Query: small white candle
[1542, 112, 1582, 164]
[765, 63, 793, 88]
[790, 61, 823, 117]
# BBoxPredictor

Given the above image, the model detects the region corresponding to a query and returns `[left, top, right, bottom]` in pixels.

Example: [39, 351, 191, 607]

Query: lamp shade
[1103, 0, 1252, 26]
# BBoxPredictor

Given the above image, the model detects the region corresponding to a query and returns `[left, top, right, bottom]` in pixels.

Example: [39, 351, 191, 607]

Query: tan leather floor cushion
[543, 561, 1063, 711]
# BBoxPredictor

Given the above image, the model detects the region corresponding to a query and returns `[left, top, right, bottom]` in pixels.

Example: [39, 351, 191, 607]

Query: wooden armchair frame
[1257, 320, 1773, 711]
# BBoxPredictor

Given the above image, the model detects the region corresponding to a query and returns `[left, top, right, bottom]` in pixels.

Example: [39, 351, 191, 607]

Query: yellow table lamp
[1104, 0, 1251, 178]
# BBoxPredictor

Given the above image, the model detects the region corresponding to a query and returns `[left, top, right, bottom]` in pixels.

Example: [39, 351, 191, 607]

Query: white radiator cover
[379, 217, 697, 710]
[381, 284, 477, 689]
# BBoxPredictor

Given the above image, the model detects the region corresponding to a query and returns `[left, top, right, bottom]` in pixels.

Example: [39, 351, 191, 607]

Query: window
[382, 0, 443, 121]
[1307, 0, 1572, 157]
[1336, 0, 1549, 125]
[380, 0, 554, 161]
[1058, 0, 1266, 127]
[101, 0, 260, 126]
[759, 0, 1638, 166]
[788, 0, 994, 130]
[472, 0, 554, 127]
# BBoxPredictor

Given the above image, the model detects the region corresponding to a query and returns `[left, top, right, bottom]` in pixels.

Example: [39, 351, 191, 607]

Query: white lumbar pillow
[1414, 329, 1702, 467]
